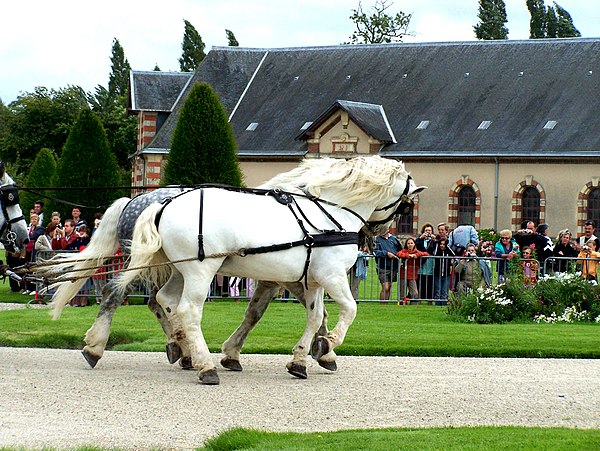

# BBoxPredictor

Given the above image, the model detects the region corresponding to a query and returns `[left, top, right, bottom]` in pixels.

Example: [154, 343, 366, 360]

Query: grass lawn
[200, 426, 600, 450]
[1, 285, 598, 357]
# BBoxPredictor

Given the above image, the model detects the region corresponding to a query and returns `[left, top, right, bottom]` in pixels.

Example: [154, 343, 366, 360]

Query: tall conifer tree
[226, 29, 239, 46]
[54, 109, 121, 220]
[179, 20, 206, 72]
[21, 148, 57, 218]
[162, 83, 243, 187]
[474, 0, 509, 40]
[108, 38, 131, 98]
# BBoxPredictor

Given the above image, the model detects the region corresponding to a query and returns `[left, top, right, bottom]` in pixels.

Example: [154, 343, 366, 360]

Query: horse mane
[262, 156, 408, 208]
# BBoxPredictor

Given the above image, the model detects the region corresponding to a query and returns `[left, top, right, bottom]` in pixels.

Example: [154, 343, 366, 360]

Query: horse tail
[48, 197, 130, 319]
[113, 202, 170, 297]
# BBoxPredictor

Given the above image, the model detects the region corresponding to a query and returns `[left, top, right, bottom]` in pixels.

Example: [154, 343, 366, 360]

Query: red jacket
[396, 249, 429, 280]
[51, 233, 79, 250]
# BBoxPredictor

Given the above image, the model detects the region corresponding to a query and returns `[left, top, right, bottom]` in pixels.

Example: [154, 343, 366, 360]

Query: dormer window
[245, 122, 259, 131]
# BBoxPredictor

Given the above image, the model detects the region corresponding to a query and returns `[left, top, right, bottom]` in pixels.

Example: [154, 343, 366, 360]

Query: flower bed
[448, 270, 600, 324]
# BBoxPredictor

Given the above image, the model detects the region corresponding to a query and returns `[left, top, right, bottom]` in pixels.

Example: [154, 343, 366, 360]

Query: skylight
[543, 120, 558, 130]
[416, 120, 430, 130]
[477, 121, 492, 130]
[300, 121, 313, 131]
[245, 122, 259, 131]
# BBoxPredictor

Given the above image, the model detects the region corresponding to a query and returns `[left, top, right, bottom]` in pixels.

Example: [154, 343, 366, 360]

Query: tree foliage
[474, 0, 509, 40]
[88, 85, 136, 170]
[20, 148, 57, 219]
[0, 86, 88, 167]
[53, 109, 122, 220]
[179, 19, 206, 72]
[162, 83, 243, 187]
[347, 0, 412, 44]
[527, 0, 580, 38]
[226, 29, 239, 46]
[108, 38, 131, 98]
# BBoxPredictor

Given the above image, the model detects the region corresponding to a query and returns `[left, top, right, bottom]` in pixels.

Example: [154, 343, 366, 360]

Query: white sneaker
[22, 290, 30, 295]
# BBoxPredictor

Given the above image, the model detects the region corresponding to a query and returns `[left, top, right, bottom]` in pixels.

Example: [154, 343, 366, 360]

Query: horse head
[0, 185, 29, 253]
[357, 161, 425, 236]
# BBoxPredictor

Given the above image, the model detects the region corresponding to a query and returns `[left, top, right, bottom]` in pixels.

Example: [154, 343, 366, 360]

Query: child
[520, 247, 539, 286]
[397, 237, 429, 302]
[578, 239, 600, 281]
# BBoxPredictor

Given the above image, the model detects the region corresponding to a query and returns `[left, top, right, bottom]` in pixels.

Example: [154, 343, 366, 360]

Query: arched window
[457, 186, 476, 226]
[588, 188, 600, 226]
[396, 211, 414, 234]
[522, 187, 541, 225]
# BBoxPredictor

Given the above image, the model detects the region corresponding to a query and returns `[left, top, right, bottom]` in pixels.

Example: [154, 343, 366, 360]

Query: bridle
[0, 185, 26, 251]
[363, 175, 415, 230]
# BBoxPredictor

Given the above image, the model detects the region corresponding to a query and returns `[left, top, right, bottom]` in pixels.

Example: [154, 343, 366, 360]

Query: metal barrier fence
[32, 250, 597, 305]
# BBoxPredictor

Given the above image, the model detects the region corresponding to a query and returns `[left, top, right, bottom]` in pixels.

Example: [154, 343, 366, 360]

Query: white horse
[42, 191, 332, 372]
[115, 156, 424, 384]
[0, 184, 30, 253]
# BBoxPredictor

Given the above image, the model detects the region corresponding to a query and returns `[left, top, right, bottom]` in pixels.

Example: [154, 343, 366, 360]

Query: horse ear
[411, 186, 427, 195]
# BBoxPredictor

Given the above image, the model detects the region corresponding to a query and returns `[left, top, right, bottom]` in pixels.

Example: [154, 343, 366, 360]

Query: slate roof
[129, 71, 193, 112]
[141, 38, 600, 159]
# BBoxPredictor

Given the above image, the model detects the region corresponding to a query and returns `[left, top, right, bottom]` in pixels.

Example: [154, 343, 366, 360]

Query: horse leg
[81, 281, 129, 368]
[151, 270, 194, 367]
[287, 286, 325, 379]
[284, 282, 336, 371]
[313, 273, 358, 363]
[176, 260, 223, 385]
[221, 280, 280, 371]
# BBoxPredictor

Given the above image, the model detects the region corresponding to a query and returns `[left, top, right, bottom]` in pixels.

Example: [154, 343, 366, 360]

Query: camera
[583, 245, 589, 251]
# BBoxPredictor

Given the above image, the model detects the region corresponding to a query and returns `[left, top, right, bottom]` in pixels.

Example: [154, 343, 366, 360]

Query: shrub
[448, 268, 600, 324]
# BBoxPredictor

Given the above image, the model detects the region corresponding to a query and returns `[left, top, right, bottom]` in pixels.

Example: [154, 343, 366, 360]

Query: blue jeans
[434, 275, 450, 299]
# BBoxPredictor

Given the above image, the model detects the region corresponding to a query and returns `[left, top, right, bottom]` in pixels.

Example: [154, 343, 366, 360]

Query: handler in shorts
[374, 229, 403, 300]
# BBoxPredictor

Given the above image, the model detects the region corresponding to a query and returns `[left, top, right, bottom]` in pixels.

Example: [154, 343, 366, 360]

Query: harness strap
[198, 189, 205, 261]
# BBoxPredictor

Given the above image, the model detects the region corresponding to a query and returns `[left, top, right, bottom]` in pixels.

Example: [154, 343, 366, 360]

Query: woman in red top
[397, 237, 429, 302]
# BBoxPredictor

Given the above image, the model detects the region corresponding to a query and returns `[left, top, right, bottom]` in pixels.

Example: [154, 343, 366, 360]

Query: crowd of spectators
[369, 219, 600, 302]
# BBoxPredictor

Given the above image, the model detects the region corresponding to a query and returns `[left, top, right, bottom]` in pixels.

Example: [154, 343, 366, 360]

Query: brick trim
[511, 178, 546, 229]
[447, 177, 481, 229]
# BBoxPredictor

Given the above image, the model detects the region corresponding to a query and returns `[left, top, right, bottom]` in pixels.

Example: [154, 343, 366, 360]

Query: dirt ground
[1, 346, 599, 450]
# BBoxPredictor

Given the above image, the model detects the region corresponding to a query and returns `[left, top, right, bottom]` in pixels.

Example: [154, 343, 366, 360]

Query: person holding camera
[455, 243, 489, 294]
[51, 219, 80, 250]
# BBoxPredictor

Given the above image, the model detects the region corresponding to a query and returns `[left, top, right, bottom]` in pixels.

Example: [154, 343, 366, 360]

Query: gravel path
[1, 346, 599, 450]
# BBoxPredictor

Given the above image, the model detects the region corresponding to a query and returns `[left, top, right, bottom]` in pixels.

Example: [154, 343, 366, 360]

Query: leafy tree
[153, 64, 161, 71]
[20, 148, 57, 219]
[1, 86, 88, 167]
[108, 38, 131, 98]
[527, 0, 580, 38]
[88, 85, 136, 170]
[179, 20, 206, 72]
[474, 0, 509, 40]
[226, 29, 239, 46]
[53, 109, 122, 220]
[162, 83, 243, 187]
[347, 0, 412, 44]
[555, 3, 581, 37]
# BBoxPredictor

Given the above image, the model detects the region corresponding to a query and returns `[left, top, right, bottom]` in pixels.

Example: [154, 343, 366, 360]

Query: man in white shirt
[575, 220, 599, 250]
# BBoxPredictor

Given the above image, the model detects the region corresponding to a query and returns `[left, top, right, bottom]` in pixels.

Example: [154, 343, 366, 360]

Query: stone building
[128, 38, 600, 237]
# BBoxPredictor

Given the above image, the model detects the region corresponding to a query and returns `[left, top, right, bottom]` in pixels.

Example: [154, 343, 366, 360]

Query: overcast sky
[2, 0, 599, 104]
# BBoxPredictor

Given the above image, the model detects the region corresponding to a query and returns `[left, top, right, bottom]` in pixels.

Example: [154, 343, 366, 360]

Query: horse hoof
[286, 362, 307, 379]
[317, 359, 337, 372]
[199, 369, 220, 385]
[81, 350, 100, 368]
[179, 357, 194, 370]
[310, 336, 331, 360]
[221, 357, 243, 372]
[166, 342, 182, 364]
